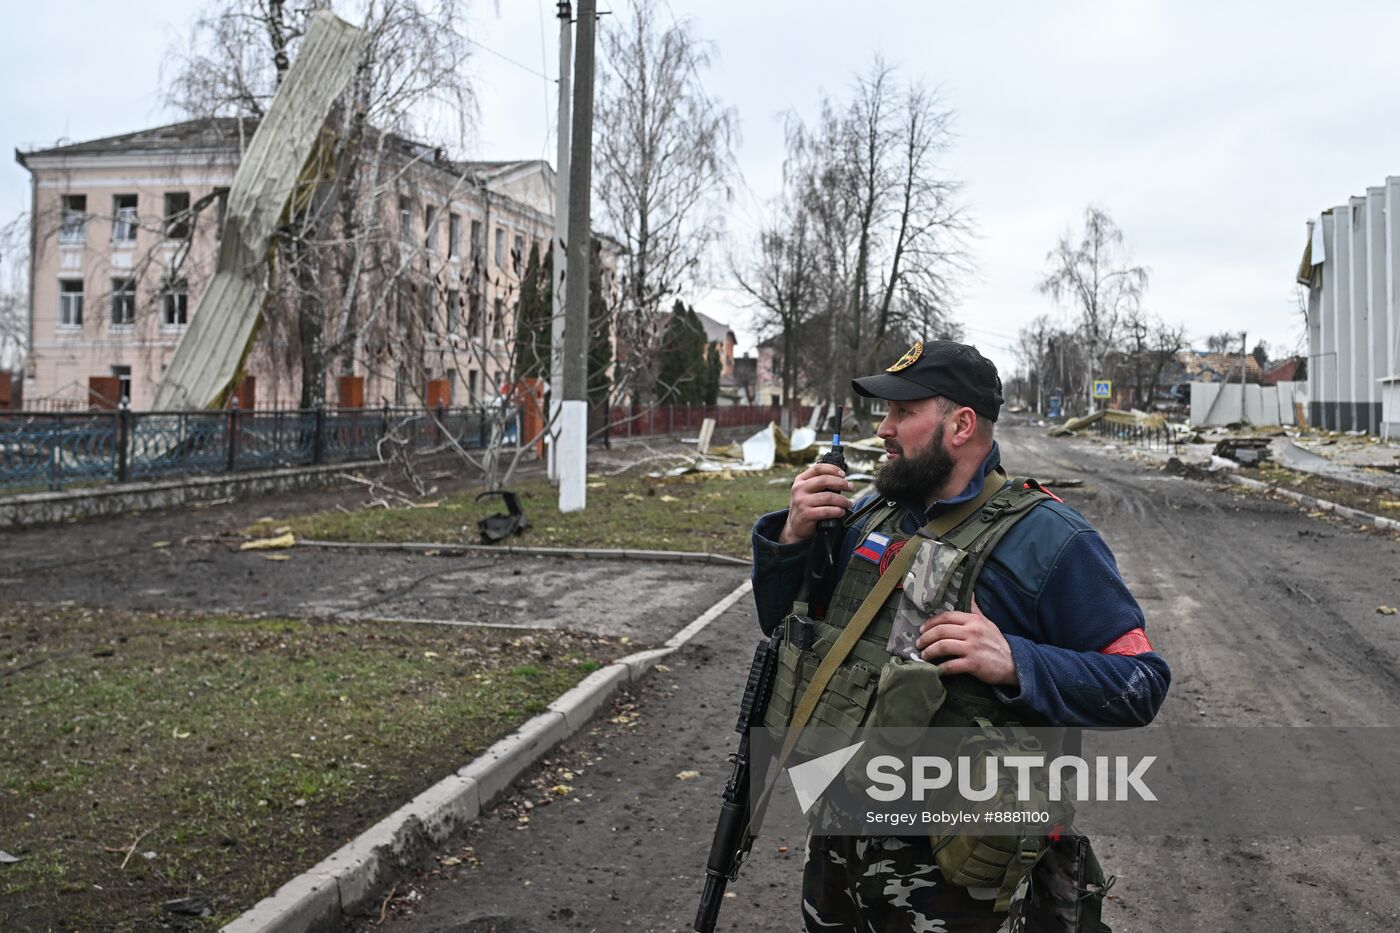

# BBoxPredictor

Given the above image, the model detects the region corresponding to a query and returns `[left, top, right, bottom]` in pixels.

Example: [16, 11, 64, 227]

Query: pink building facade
[17, 119, 611, 411]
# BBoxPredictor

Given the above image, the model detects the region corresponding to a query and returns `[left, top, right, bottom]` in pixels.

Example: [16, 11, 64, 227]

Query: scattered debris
[676, 770, 701, 781]
[151, 540, 171, 549]
[0, 850, 21, 864]
[162, 897, 212, 918]
[240, 532, 296, 551]
[1213, 437, 1272, 466]
[1378, 606, 1398, 616]
[475, 490, 529, 544]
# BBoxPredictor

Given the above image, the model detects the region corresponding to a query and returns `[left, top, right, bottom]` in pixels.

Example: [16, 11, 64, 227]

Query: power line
[463, 33, 554, 83]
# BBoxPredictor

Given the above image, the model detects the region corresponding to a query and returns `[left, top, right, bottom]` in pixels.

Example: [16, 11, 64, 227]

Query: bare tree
[1038, 206, 1148, 411]
[593, 0, 736, 405]
[0, 213, 27, 381]
[1116, 308, 1187, 410]
[745, 59, 969, 414]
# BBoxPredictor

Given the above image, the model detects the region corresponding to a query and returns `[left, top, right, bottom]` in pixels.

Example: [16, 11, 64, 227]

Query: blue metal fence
[0, 406, 498, 493]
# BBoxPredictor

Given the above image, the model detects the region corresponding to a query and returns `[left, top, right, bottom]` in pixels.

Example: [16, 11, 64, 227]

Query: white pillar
[1348, 196, 1369, 432]
[1367, 187, 1387, 434]
[558, 399, 588, 512]
[1334, 205, 1354, 429]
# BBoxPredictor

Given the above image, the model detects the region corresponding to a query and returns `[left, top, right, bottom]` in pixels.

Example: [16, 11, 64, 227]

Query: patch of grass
[0, 606, 625, 931]
[281, 467, 796, 558]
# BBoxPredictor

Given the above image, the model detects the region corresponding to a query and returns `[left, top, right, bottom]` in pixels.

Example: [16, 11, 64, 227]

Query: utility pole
[559, 0, 595, 512]
[548, 1, 572, 483]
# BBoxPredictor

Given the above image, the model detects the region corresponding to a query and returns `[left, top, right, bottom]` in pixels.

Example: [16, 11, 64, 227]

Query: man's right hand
[779, 463, 855, 544]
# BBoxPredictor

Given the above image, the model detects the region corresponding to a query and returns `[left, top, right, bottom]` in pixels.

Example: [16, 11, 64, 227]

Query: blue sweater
[751, 443, 1171, 728]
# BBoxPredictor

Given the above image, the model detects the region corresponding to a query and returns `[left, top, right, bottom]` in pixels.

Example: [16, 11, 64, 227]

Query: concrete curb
[220, 577, 754, 933]
[1228, 473, 1400, 532]
[299, 538, 751, 566]
[0, 459, 385, 529]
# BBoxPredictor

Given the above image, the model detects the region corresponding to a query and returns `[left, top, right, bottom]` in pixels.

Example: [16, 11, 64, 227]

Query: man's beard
[874, 424, 955, 504]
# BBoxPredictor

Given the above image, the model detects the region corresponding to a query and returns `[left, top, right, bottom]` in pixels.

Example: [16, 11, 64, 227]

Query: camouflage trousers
[801, 834, 1006, 933]
[801, 834, 1110, 933]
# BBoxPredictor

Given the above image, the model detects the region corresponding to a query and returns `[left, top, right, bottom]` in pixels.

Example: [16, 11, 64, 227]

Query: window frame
[448, 213, 462, 259]
[58, 279, 84, 329]
[112, 194, 138, 243]
[59, 194, 87, 244]
[424, 205, 439, 253]
[110, 277, 136, 328]
[161, 279, 189, 329]
[163, 191, 191, 241]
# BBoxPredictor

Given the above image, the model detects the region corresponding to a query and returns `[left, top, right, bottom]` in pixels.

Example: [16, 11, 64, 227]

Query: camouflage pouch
[1001, 834, 1113, 933]
[887, 537, 969, 660]
[931, 721, 1070, 913]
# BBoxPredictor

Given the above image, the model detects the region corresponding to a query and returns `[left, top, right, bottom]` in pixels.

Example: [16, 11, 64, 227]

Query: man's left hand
[916, 596, 1017, 686]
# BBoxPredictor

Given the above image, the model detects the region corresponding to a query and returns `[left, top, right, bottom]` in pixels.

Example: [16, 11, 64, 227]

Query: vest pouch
[761, 620, 807, 731]
[865, 656, 948, 732]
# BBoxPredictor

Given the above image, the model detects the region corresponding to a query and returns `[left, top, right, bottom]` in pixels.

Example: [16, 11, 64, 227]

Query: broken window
[512, 234, 524, 274]
[110, 278, 135, 327]
[112, 194, 137, 243]
[164, 192, 191, 240]
[424, 205, 438, 252]
[111, 365, 132, 405]
[470, 219, 483, 260]
[399, 196, 413, 243]
[448, 213, 461, 259]
[492, 296, 504, 341]
[59, 194, 86, 243]
[58, 279, 83, 328]
[162, 280, 189, 328]
[495, 227, 505, 268]
[447, 288, 460, 332]
[467, 290, 481, 338]
[213, 187, 230, 238]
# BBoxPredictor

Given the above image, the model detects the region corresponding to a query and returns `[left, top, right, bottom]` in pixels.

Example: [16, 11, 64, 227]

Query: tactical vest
[764, 476, 1054, 735]
[762, 475, 1063, 910]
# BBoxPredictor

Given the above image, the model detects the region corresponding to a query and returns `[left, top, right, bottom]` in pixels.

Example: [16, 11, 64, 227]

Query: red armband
[1100, 627, 1154, 657]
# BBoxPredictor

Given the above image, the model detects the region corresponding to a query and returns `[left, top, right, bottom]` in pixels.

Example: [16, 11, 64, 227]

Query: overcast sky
[7, 1, 1400, 378]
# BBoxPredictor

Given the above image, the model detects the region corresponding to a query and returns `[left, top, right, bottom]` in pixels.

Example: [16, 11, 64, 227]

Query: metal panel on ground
[153, 11, 369, 410]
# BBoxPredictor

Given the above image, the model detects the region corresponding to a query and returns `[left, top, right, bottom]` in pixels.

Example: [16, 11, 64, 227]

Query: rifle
[693, 408, 850, 932]
[693, 623, 784, 933]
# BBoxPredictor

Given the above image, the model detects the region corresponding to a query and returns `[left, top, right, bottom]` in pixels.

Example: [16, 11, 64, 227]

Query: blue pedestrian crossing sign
[1092, 379, 1112, 399]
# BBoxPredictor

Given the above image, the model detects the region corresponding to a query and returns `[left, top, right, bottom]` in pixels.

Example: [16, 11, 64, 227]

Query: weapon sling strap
[752, 469, 1010, 820]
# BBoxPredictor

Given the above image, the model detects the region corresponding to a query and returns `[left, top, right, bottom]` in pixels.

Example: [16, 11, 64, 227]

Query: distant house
[1178, 350, 1263, 384]
[1261, 356, 1307, 386]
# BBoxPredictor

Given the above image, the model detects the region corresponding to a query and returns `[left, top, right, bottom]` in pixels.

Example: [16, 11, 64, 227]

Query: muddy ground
[0, 440, 744, 641]
[340, 420, 1400, 933]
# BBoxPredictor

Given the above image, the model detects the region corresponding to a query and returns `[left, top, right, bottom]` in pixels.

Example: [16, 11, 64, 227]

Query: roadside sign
[1093, 379, 1112, 399]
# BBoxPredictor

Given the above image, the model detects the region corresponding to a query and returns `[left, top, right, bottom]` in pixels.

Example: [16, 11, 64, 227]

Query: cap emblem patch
[887, 341, 924, 372]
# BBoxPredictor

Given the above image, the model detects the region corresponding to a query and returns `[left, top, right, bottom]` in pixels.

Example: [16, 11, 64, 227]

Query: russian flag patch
[853, 531, 892, 565]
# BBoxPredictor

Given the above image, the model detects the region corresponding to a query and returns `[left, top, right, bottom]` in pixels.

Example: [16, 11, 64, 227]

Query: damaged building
[1299, 179, 1400, 435]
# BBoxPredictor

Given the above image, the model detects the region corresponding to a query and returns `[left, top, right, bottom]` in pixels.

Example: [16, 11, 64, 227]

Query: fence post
[226, 398, 240, 473]
[48, 413, 61, 491]
[116, 402, 131, 483]
[313, 404, 326, 465]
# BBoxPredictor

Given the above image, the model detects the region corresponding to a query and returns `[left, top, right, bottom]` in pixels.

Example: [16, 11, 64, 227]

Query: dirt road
[345, 421, 1400, 933]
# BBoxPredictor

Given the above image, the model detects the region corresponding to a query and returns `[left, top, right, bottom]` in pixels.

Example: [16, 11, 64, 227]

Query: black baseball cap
[851, 339, 1004, 422]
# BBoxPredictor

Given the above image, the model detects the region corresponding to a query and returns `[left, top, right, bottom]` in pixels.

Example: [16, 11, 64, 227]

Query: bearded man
[750, 339, 1170, 932]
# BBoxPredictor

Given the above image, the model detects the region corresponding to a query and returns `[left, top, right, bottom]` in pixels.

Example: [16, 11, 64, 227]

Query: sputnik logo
[787, 741, 865, 814]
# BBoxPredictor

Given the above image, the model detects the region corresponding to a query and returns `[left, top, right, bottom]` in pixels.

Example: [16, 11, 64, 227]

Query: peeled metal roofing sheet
[154, 11, 369, 410]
